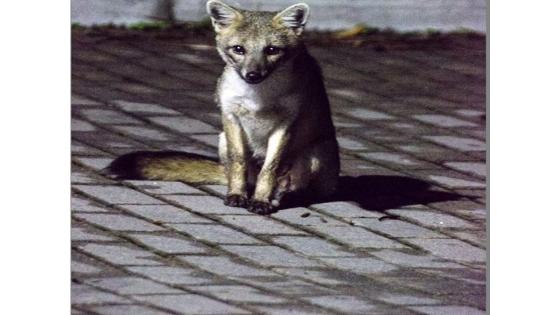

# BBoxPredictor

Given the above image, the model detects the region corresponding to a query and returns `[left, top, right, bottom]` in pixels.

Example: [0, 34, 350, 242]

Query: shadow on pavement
[330, 175, 462, 212]
[280, 175, 463, 213]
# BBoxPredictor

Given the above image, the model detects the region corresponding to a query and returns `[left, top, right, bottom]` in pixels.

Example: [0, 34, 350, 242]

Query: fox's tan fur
[141, 157, 226, 185]
[108, 1, 340, 214]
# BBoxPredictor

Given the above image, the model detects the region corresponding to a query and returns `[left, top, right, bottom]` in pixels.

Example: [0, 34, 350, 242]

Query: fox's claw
[248, 200, 276, 215]
[224, 194, 248, 208]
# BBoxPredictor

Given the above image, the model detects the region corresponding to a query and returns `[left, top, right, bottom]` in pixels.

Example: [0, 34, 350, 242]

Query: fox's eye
[264, 46, 281, 56]
[232, 45, 245, 55]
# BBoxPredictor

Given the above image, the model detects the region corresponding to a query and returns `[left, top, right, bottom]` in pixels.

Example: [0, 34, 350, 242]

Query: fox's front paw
[248, 200, 276, 215]
[224, 194, 248, 208]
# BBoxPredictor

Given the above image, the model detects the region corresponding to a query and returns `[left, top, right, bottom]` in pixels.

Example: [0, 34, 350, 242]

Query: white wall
[72, 0, 487, 32]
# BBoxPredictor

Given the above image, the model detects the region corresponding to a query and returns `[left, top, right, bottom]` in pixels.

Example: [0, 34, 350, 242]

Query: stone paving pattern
[72, 29, 486, 314]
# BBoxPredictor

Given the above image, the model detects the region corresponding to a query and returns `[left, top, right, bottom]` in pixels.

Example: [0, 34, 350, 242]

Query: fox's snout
[244, 71, 264, 84]
[236, 53, 270, 84]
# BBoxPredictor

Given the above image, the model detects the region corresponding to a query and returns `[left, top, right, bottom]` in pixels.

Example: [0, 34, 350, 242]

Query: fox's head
[206, 0, 310, 84]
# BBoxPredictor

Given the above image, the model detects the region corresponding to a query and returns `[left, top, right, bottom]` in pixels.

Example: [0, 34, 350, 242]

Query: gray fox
[109, 0, 340, 214]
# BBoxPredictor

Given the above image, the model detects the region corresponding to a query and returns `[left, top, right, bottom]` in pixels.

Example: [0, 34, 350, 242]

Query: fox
[108, 0, 340, 214]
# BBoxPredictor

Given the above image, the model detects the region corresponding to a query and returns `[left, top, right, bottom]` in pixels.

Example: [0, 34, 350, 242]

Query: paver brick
[273, 207, 342, 226]
[378, 293, 441, 305]
[200, 184, 228, 196]
[74, 213, 164, 232]
[272, 235, 355, 257]
[337, 135, 369, 151]
[387, 209, 477, 229]
[306, 295, 379, 313]
[81, 109, 142, 124]
[372, 249, 464, 269]
[72, 196, 110, 212]
[407, 238, 486, 263]
[219, 215, 306, 235]
[353, 218, 447, 239]
[129, 234, 207, 254]
[444, 162, 487, 177]
[72, 141, 105, 155]
[455, 109, 485, 117]
[168, 223, 262, 244]
[72, 283, 129, 304]
[220, 245, 321, 267]
[125, 180, 204, 195]
[319, 257, 397, 274]
[410, 305, 485, 315]
[71, 171, 99, 184]
[113, 125, 171, 141]
[178, 256, 278, 277]
[74, 185, 165, 205]
[92, 305, 170, 315]
[163, 195, 249, 214]
[84, 277, 182, 295]
[428, 175, 486, 189]
[312, 201, 384, 219]
[71, 227, 115, 241]
[413, 114, 478, 128]
[120, 204, 212, 223]
[126, 266, 213, 285]
[347, 108, 395, 120]
[252, 305, 327, 315]
[452, 231, 486, 247]
[148, 116, 218, 134]
[112, 100, 181, 115]
[72, 261, 102, 274]
[244, 278, 337, 297]
[194, 285, 287, 303]
[134, 294, 249, 314]
[272, 268, 346, 285]
[310, 225, 407, 249]
[80, 244, 162, 266]
[72, 94, 101, 105]
[359, 152, 420, 166]
[191, 134, 220, 148]
[424, 136, 486, 152]
[72, 118, 97, 132]
[74, 157, 114, 171]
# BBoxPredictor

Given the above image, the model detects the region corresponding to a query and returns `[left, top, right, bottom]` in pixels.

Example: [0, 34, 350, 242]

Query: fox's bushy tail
[107, 151, 227, 185]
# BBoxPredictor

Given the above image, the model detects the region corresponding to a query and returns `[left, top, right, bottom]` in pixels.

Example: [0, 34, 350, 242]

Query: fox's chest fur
[218, 65, 300, 158]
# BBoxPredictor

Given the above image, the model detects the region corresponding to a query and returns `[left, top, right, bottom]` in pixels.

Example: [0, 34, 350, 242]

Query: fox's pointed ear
[274, 3, 310, 35]
[206, 0, 241, 32]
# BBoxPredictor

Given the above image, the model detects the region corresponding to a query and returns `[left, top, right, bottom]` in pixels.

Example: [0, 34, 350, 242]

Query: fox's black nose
[245, 72, 263, 83]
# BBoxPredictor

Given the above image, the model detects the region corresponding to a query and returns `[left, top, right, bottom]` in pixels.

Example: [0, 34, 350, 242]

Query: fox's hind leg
[308, 138, 340, 199]
[273, 138, 340, 207]
[272, 156, 311, 207]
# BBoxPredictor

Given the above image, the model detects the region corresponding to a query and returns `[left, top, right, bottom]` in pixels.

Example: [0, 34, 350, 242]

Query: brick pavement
[71, 29, 486, 314]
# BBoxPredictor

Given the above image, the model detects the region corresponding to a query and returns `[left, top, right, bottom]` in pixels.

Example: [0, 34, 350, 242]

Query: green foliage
[128, 21, 171, 31]
[188, 17, 212, 31]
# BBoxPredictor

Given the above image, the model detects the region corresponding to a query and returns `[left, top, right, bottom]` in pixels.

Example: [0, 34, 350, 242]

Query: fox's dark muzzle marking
[244, 71, 265, 84]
